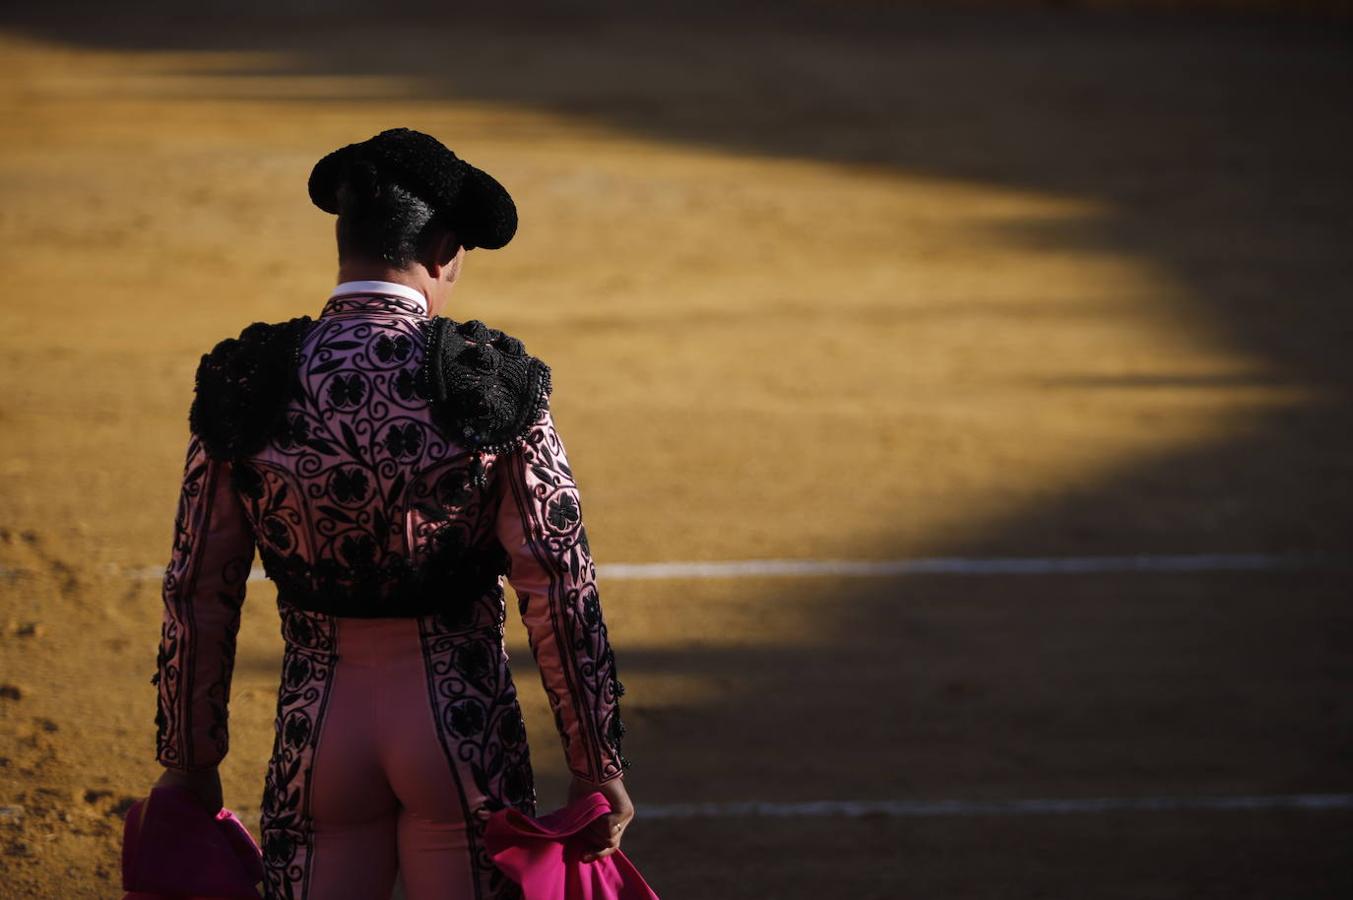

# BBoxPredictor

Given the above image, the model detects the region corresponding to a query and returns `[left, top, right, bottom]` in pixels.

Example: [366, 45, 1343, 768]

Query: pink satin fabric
[484, 792, 661, 900]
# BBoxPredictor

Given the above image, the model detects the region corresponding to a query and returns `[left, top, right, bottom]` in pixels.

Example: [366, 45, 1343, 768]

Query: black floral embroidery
[205, 592, 245, 758]
[449, 700, 486, 737]
[418, 613, 535, 900]
[329, 467, 369, 504]
[196, 309, 534, 619]
[339, 532, 378, 567]
[546, 493, 580, 531]
[326, 373, 366, 408]
[186, 305, 554, 622]
[262, 515, 292, 550]
[506, 408, 631, 781]
[259, 603, 338, 900]
[236, 448, 512, 619]
[152, 617, 182, 765]
[581, 589, 602, 627]
[383, 422, 424, 458]
[374, 332, 413, 363]
[153, 435, 254, 771]
[276, 413, 311, 450]
[394, 367, 418, 401]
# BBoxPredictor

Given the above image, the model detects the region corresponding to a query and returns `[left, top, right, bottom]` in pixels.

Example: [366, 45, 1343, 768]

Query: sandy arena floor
[0, 3, 1350, 897]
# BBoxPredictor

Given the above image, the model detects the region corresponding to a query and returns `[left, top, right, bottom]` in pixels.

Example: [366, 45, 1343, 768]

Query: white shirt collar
[327, 280, 430, 316]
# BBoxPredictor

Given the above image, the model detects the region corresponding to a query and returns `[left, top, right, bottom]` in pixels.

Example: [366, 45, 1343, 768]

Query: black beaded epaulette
[189, 316, 314, 462]
[189, 314, 551, 469]
[415, 316, 553, 477]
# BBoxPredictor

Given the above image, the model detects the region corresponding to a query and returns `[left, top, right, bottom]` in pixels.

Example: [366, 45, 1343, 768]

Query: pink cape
[121, 784, 264, 900]
[484, 791, 661, 900]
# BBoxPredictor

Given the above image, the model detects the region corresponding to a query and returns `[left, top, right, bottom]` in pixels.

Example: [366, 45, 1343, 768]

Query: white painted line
[595, 553, 1329, 579]
[114, 552, 1333, 585]
[637, 793, 1353, 819]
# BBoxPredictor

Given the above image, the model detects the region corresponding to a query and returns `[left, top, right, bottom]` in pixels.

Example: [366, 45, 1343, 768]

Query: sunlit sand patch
[0, 24, 1314, 621]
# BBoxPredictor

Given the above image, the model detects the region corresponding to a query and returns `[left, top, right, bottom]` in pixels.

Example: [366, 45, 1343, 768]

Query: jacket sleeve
[151, 431, 257, 771]
[494, 401, 630, 784]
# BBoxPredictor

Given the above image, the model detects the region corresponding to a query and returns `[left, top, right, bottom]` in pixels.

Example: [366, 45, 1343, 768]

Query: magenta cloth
[484, 791, 661, 900]
[121, 784, 264, 899]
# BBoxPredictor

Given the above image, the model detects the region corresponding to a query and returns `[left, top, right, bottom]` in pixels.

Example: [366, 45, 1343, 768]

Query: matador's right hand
[567, 774, 634, 863]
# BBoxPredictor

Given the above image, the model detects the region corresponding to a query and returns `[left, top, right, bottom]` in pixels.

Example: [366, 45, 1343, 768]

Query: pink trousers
[259, 604, 537, 900]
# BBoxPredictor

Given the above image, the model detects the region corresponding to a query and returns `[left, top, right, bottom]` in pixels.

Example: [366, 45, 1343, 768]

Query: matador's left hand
[155, 765, 224, 815]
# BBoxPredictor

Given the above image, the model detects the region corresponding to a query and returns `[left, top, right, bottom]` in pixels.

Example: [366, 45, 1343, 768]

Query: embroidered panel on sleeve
[153, 433, 256, 770]
[498, 405, 630, 783]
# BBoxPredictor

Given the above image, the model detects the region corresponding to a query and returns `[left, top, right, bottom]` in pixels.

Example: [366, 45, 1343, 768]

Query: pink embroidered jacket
[151, 280, 630, 789]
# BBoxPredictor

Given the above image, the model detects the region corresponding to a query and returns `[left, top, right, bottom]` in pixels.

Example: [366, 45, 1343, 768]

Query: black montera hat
[308, 127, 517, 251]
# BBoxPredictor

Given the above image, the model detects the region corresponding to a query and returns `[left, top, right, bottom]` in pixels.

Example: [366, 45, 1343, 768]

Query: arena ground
[0, 3, 1349, 897]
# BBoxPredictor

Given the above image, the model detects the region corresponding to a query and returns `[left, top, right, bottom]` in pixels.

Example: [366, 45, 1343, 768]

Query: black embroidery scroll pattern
[513, 410, 630, 782]
[153, 434, 253, 769]
[418, 613, 536, 900]
[187, 310, 549, 618]
[234, 451, 508, 618]
[407, 454, 499, 559]
[320, 293, 426, 318]
[224, 311, 519, 617]
[206, 550, 253, 760]
[259, 603, 338, 900]
[153, 445, 205, 769]
[233, 316, 508, 617]
[152, 616, 182, 767]
[400, 454, 511, 622]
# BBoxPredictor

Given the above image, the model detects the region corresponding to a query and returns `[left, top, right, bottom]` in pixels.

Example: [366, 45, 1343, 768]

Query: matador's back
[152, 281, 631, 794]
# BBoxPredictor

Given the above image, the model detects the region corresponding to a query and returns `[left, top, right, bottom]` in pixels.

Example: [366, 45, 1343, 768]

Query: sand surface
[0, 3, 1350, 897]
